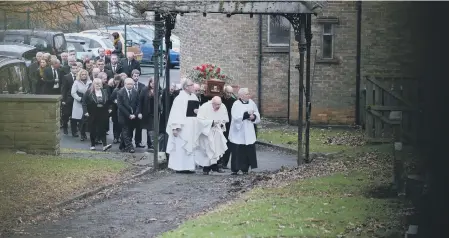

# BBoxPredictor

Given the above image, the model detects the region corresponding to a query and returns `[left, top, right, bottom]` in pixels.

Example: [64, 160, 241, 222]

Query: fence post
[390, 110, 405, 196]
[76, 15, 80, 32]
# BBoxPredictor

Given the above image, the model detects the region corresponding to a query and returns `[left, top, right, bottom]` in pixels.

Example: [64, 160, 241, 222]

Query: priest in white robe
[166, 79, 212, 173]
[228, 88, 261, 175]
[196, 96, 229, 175]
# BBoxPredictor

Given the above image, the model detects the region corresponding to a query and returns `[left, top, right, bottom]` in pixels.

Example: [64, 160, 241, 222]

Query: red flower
[221, 75, 225, 79]
[216, 67, 221, 73]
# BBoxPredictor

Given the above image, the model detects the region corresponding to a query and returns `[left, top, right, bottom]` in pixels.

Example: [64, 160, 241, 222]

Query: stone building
[175, 1, 416, 125]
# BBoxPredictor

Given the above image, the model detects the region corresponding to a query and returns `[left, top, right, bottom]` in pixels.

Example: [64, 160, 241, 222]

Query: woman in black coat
[111, 32, 124, 59]
[109, 75, 124, 143]
[82, 78, 112, 151]
[137, 78, 160, 151]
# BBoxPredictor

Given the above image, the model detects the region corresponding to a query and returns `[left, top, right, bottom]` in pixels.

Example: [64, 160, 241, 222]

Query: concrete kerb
[27, 155, 168, 219]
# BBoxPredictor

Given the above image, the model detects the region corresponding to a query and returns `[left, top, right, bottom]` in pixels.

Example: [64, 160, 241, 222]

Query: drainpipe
[257, 15, 263, 115]
[287, 31, 291, 124]
[355, 1, 362, 125]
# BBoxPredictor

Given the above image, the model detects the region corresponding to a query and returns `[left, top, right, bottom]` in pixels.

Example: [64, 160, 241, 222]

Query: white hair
[124, 77, 134, 84]
[182, 78, 193, 90]
[238, 88, 249, 97]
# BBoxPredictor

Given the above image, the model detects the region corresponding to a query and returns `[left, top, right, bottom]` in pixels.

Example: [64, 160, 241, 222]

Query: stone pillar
[0, 94, 61, 155]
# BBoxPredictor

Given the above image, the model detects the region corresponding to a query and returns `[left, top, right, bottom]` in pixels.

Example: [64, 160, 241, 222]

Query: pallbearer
[228, 88, 261, 175]
[196, 96, 229, 175]
[166, 79, 211, 173]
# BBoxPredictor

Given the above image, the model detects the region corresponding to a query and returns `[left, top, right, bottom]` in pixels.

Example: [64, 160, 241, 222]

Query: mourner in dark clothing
[95, 48, 111, 65]
[137, 78, 159, 151]
[61, 63, 79, 135]
[219, 86, 237, 168]
[105, 54, 123, 75]
[117, 78, 139, 153]
[28, 52, 43, 94]
[96, 59, 113, 80]
[35, 59, 48, 94]
[131, 69, 146, 148]
[109, 75, 124, 143]
[111, 32, 124, 59]
[82, 78, 112, 151]
[42, 58, 63, 95]
[121, 52, 141, 77]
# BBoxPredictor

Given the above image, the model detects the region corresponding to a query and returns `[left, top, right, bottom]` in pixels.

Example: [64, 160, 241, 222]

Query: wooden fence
[360, 76, 420, 145]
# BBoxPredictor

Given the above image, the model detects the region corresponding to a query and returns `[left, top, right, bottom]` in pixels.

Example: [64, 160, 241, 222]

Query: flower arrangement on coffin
[187, 63, 233, 97]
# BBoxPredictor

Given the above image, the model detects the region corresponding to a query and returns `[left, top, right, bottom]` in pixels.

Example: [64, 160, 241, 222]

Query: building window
[267, 15, 290, 46]
[322, 23, 334, 59]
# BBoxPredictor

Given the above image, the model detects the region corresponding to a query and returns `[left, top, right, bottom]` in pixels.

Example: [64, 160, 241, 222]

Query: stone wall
[361, 1, 417, 77]
[0, 94, 61, 155]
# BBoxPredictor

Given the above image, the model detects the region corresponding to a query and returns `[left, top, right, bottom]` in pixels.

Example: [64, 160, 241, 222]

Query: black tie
[73, 74, 76, 80]
[128, 90, 131, 99]
[128, 61, 131, 66]
[53, 69, 57, 79]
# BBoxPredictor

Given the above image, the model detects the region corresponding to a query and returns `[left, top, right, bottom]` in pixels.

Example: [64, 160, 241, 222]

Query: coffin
[204, 79, 225, 97]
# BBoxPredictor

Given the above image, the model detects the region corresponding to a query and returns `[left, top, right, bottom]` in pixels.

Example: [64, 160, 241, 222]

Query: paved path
[9, 147, 296, 238]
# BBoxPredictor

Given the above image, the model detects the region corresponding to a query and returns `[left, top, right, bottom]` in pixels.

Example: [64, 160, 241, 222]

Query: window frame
[321, 23, 334, 59]
[267, 15, 290, 47]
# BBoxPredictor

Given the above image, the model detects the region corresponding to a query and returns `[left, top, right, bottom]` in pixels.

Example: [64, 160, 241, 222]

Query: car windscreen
[100, 38, 114, 48]
[67, 42, 85, 52]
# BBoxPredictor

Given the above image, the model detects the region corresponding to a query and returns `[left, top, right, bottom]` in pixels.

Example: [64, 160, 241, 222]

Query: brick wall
[289, 1, 357, 125]
[176, 13, 259, 103]
[361, 1, 417, 77]
[0, 94, 61, 155]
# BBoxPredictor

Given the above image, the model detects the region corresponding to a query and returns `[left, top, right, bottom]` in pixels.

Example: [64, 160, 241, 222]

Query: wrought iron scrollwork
[280, 13, 307, 53]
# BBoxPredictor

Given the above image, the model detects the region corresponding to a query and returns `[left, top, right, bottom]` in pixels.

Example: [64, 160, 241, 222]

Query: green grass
[161, 152, 403, 238]
[258, 127, 363, 153]
[0, 152, 128, 229]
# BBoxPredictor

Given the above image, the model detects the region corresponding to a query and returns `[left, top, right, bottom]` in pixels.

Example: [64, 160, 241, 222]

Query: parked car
[65, 33, 115, 58]
[0, 56, 29, 94]
[66, 38, 93, 61]
[0, 29, 67, 58]
[104, 25, 180, 68]
[79, 30, 143, 61]
[0, 42, 38, 66]
[128, 25, 180, 68]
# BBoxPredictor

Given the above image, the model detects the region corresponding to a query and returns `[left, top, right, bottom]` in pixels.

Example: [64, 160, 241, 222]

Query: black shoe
[80, 137, 85, 141]
[242, 172, 249, 175]
[135, 143, 145, 148]
[72, 133, 79, 138]
[63, 128, 68, 135]
[222, 165, 229, 169]
[203, 171, 209, 175]
[113, 138, 119, 144]
[231, 172, 238, 175]
[213, 168, 225, 173]
[129, 148, 135, 153]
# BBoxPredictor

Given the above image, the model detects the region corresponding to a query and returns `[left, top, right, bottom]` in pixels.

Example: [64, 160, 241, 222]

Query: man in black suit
[96, 59, 114, 80]
[117, 77, 139, 153]
[121, 52, 141, 77]
[43, 58, 63, 95]
[218, 85, 237, 169]
[95, 48, 111, 65]
[28, 52, 43, 94]
[61, 63, 79, 135]
[131, 69, 146, 148]
[106, 54, 123, 75]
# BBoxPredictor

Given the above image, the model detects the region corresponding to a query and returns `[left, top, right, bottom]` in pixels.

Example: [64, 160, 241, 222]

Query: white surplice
[228, 99, 261, 145]
[195, 101, 229, 167]
[166, 90, 212, 171]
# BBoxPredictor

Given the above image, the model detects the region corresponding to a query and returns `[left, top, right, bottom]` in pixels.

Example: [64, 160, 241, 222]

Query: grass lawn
[161, 146, 404, 238]
[0, 152, 128, 229]
[258, 126, 364, 153]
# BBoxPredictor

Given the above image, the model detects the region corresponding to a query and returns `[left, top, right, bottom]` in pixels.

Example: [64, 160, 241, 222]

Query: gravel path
[6, 146, 297, 238]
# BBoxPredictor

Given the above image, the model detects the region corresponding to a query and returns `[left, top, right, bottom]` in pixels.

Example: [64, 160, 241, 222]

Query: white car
[64, 33, 115, 58]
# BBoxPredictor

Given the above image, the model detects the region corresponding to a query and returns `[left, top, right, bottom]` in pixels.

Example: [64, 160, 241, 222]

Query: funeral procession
[0, 1, 443, 238]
